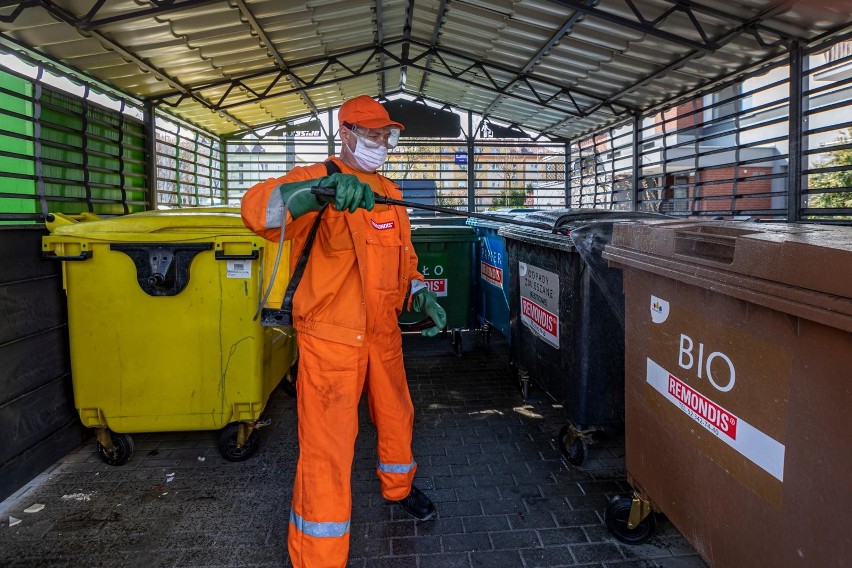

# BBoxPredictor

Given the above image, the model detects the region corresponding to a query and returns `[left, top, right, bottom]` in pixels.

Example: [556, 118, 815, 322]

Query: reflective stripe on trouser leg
[364, 296, 417, 501]
[288, 333, 366, 568]
[290, 510, 350, 538]
[377, 460, 416, 475]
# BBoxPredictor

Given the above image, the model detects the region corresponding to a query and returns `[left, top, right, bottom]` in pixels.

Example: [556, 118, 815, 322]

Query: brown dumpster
[601, 220, 852, 567]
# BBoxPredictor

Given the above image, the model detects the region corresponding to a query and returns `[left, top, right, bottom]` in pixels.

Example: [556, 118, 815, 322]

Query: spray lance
[309, 186, 554, 230]
[257, 185, 607, 331]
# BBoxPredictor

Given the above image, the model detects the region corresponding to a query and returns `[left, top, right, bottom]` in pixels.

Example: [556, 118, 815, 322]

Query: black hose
[310, 186, 551, 230]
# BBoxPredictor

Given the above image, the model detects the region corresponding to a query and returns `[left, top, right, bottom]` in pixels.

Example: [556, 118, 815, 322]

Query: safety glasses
[342, 122, 400, 149]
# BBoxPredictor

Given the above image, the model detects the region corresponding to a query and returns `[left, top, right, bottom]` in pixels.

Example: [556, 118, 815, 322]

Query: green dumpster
[399, 224, 478, 330]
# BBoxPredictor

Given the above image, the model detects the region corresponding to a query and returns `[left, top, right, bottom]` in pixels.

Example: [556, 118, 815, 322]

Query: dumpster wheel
[557, 425, 588, 466]
[96, 430, 134, 466]
[218, 423, 260, 462]
[605, 494, 656, 544]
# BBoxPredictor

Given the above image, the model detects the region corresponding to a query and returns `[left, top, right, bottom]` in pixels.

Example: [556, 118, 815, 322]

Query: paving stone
[461, 515, 511, 533]
[521, 545, 578, 566]
[507, 510, 558, 530]
[538, 527, 591, 546]
[442, 531, 493, 552]
[416, 552, 472, 567]
[416, 516, 465, 536]
[470, 549, 525, 567]
[571, 543, 626, 563]
[391, 534, 442, 555]
[489, 528, 541, 549]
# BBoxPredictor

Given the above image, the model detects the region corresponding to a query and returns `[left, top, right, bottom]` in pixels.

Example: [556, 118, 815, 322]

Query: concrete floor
[0, 332, 706, 567]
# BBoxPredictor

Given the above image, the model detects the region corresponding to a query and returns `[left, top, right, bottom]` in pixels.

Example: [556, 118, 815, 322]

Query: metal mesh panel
[0, 56, 148, 223]
[155, 114, 223, 208]
[802, 36, 852, 223]
[225, 132, 330, 205]
[569, 123, 634, 210]
[635, 60, 792, 219]
[570, 30, 852, 223]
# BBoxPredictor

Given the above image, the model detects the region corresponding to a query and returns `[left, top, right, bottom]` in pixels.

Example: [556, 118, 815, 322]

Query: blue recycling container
[466, 209, 536, 342]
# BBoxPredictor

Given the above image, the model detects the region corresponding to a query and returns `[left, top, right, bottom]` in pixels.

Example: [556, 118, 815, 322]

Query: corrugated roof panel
[253, 95, 313, 124]
[166, 100, 243, 136]
[488, 99, 541, 125]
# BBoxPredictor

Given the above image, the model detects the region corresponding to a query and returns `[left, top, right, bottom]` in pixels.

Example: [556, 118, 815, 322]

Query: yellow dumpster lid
[46, 209, 256, 242]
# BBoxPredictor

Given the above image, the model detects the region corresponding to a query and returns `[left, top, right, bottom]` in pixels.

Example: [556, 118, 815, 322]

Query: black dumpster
[499, 209, 668, 465]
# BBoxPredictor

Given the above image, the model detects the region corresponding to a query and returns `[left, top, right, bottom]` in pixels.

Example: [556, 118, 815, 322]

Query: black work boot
[396, 485, 437, 521]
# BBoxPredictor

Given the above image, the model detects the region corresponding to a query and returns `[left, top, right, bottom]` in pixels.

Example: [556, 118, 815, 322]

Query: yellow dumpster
[42, 209, 296, 465]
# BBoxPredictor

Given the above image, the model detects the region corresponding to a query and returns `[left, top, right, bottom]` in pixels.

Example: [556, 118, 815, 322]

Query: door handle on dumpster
[42, 250, 93, 261]
[214, 250, 259, 261]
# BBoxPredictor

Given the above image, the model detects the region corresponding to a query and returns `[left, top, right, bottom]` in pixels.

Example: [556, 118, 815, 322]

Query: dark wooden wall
[0, 226, 85, 501]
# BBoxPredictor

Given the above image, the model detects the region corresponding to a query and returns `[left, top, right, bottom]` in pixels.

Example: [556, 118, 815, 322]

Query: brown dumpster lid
[602, 220, 852, 331]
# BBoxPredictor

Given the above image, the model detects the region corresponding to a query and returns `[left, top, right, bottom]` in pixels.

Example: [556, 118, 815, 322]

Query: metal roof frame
[1, 0, 849, 140]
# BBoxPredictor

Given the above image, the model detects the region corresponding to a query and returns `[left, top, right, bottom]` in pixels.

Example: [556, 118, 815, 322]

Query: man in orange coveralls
[241, 95, 446, 567]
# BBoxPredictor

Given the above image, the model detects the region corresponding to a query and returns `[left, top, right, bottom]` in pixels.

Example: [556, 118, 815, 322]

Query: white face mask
[348, 132, 388, 172]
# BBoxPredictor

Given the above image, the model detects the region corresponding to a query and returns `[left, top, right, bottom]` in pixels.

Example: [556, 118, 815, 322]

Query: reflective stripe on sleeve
[289, 510, 350, 538]
[377, 460, 416, 474]
[265, 185, 285, 228]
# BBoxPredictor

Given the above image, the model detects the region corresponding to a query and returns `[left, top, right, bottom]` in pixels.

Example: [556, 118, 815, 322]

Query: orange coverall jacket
[240, 157, 423, 345]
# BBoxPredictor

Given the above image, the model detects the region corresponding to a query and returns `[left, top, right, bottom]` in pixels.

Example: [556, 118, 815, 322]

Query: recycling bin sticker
[418, 254, 448, 297]
[519, 262, 559, 348]
[226, 259, 252, 279]
[480, 243, 504, 289]
[645, 295, 791, 508]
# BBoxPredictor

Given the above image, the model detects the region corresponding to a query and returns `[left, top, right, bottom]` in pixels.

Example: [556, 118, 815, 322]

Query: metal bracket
[627, 491, 653, 529]
[111, 243, 211, 296]
[95, 427, 114, 453]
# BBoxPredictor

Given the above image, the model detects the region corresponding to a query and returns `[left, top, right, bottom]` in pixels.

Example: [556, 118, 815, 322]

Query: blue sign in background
[454, 151, 467, 165]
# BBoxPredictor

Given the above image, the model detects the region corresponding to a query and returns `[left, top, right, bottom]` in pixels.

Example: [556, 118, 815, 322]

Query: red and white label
[520, 296, 558, 348]
[647, 358, 785, 481]
[370, 219, 395, 230]
[667, 374, 738, 439]
[480, 262, 503, 287]
[425, 278, 447, 297]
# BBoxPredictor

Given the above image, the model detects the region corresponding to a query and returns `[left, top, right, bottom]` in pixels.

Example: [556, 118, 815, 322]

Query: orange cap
[338, 95, 405, 130]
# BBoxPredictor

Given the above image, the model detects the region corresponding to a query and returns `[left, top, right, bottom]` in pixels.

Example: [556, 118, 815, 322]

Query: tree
[809, 129, 852, 213]
[491, 186, 527, 208]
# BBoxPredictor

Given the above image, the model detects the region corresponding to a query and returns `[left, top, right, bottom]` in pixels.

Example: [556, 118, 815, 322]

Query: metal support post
[467, 110, 476, 212]
[144, 99, 157, 211]
[787, 40, 804, 222]
[631, 114, 640, 212]
[564, 140, 571, 207]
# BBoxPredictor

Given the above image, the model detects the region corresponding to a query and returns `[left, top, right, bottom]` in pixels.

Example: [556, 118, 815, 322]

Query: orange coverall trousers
[287, 206, 417, 567]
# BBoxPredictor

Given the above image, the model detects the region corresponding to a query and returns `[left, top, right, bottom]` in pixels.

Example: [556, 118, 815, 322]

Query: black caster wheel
[218, 423, 260, 462]
[97, 432, 134, 466]
[557, 425, 587, 466]
[605, 495, 657, 544]
[281, 365, 297, 398]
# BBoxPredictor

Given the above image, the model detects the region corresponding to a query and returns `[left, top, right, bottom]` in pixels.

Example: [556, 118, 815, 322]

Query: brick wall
[696, 166, 773, 212]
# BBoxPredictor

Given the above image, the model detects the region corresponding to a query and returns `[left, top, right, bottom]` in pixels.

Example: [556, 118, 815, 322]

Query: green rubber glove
[317, 173, 375, 213]
[278, 179, 325, 219]
[412, 288, 447, 337]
